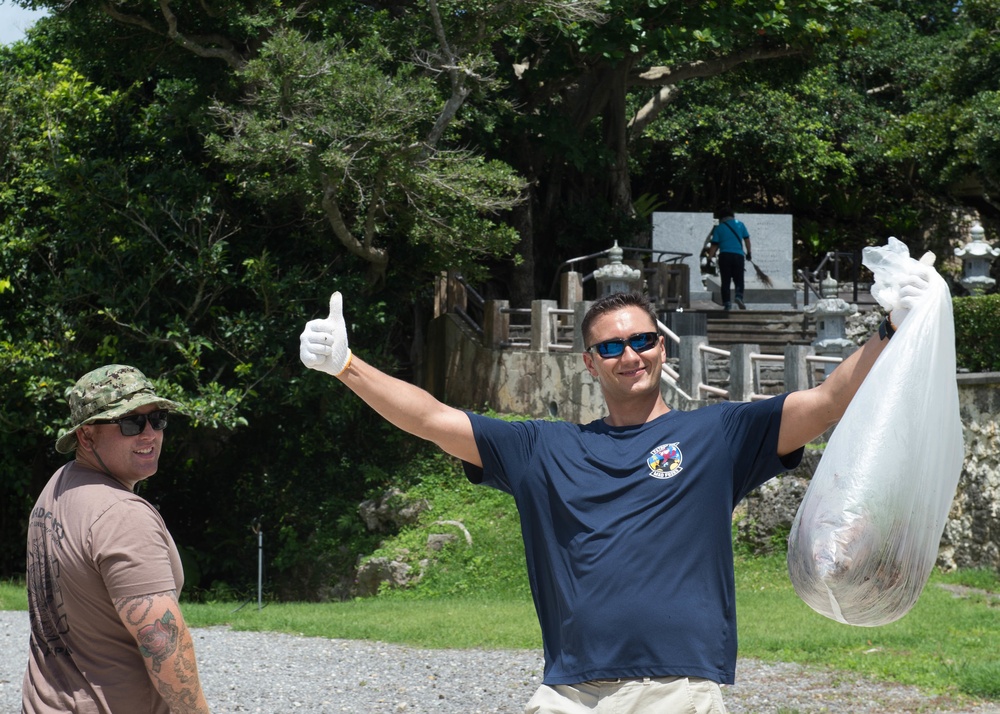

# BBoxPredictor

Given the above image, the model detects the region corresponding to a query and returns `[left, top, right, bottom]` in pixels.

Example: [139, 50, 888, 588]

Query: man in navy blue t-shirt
[300, 284, 927, 713]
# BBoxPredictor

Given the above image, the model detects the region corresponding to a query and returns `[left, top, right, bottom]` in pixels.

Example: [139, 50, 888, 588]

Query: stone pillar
[433, 271, 448, 318]
[663, 311, 707, 358]
[784, 344, 815, 393]
[573, 301, 593, 353]
[678, 335, 707, 399]
[484, 300, 509, 349]
[446, 269, 466, 314]
[561, 271, 585, 310]
[531, 299, 557, 352]
[729, 343, 758, 402]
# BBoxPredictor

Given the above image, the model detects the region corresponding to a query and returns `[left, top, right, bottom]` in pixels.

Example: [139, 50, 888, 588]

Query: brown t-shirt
[22, 462, 184, 714]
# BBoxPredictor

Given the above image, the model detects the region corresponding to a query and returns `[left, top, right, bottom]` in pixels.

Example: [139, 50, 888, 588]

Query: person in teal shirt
[708, 206, 752, 310]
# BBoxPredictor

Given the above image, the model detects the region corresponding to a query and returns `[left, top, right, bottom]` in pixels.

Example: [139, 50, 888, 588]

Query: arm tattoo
[115, 590, 177, 626]
[114, 592, 180, 672]
[114, 592, 209, 711]
[137, 609, 179, 672]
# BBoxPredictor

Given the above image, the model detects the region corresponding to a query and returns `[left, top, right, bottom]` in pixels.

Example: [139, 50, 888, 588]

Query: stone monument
[652, 211, 798, 309]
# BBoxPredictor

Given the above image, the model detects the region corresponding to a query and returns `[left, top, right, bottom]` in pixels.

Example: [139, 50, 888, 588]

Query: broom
[749, 257, 774, 288]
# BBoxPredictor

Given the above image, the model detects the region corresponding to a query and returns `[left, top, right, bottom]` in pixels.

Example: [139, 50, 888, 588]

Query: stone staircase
[706, 310, 816, 352]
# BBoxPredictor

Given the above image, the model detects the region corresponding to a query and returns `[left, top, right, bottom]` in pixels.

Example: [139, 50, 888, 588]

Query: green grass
[0, 579, 27, 610]
[183, 596, 541, 649]
[735, 553, 1000, 701]
[5, 558, 999, 703]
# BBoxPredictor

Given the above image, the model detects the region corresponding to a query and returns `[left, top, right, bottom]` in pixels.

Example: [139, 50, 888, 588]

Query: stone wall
[722, 376, 1000, 572]
[943, 374, 1000, 570]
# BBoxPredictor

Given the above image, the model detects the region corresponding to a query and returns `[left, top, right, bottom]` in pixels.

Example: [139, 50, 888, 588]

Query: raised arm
[777, 328, 887, 455]
[299, 291, 481, 467]
[778, 256, 933, 456]
[114, 591, 210, 714]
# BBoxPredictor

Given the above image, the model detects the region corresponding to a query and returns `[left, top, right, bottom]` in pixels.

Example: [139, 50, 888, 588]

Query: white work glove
[890, 252, 935, 329]
[299, 291, 353, 377]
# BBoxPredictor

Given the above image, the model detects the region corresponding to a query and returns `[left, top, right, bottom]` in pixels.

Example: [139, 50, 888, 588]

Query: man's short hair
[580, 292, 658, 348]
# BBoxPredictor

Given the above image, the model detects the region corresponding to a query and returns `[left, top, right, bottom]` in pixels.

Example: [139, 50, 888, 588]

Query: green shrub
[361, 450, 531, 600]
[953, 294, 1000, 372]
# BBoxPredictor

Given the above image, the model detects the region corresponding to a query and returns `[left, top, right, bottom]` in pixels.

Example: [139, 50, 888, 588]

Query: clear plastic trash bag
[786, 237, 964, 626]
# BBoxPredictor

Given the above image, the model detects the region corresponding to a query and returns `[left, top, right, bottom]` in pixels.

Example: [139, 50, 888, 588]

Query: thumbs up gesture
[299, 291, 353, 377]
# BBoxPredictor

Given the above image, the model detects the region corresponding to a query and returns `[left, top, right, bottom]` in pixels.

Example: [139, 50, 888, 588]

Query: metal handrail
[546, 307, 575, 351]
[548, 246, 692, 298]
[441, 271, 854, 401]
[800, 250, 870, 307]
[698, 344, 731, 399]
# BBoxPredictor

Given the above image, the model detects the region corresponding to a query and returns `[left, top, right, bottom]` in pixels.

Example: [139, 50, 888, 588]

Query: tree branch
[628, 45, 803, 135]
[100, 0, 245, 69]
[319, 173, 389, 274]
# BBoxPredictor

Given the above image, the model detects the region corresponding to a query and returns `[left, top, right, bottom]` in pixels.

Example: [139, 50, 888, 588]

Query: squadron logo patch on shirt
[647, 442, 683, 480]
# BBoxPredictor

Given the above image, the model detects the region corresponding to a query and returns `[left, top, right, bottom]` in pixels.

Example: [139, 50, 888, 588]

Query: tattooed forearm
[154, 675, 211, 712]
[149, 632, 211, 712]
[114, 591, 211, 711]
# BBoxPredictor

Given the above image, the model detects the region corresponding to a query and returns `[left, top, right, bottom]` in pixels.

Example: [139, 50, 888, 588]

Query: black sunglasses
[588, 331, 660, 359]
[90, 410, 169, 437]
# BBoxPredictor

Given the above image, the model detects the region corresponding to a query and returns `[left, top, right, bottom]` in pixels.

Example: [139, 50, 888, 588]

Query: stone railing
[432, 271, 842, 409]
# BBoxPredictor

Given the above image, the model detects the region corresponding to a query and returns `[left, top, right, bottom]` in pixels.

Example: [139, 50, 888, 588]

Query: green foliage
[0, 1, 531, 592]
[953, 295, 1000, 373]
[0, 579, 28, 610]
[205, 29, 524, 283]
[360, 451, 531, 600]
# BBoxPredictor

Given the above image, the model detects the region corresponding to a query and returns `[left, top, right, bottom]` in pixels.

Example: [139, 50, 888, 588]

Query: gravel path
[3, 610, 998, 713]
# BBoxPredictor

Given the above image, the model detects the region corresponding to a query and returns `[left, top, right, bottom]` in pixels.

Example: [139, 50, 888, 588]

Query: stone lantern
[954, 221, 999, 295]
[594, 241, 643, 297]
[804, 272, 857, 376]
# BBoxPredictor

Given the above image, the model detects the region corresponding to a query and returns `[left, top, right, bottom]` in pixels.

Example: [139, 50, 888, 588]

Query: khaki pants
[524, 676, 728, 714]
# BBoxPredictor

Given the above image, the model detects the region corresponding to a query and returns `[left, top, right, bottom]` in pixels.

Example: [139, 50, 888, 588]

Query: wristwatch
[878, 316, 895, 341]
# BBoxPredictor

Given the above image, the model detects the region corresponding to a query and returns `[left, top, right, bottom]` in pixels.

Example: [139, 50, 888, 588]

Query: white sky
[0, 2, 48, 45]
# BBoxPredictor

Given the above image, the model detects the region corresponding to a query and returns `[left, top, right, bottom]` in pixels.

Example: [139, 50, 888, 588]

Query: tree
[0, 1, 568, 592]
[205, 29, 524, 284]
[453, 0, 858, 300]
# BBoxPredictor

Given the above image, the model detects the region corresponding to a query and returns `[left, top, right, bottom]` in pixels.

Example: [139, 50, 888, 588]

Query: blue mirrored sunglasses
[90, 410, 169, 437]
[588, 331, 659, 359]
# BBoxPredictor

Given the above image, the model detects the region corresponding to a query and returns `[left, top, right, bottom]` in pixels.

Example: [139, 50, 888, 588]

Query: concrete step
[706, 310, 816, 349]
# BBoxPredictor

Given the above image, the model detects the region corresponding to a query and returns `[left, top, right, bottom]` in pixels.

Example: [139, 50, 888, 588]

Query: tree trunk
[509, 191, 536, 308]
[605, 61, 634, 217]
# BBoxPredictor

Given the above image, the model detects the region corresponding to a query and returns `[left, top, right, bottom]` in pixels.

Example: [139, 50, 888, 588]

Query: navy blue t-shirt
[463, 394, 802, 686]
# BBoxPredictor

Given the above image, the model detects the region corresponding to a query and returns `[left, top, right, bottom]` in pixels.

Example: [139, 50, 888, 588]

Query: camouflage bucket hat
[56, 364, 182, 454]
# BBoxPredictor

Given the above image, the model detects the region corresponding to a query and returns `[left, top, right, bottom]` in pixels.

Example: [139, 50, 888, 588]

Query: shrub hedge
[953, 294, 1000, 373]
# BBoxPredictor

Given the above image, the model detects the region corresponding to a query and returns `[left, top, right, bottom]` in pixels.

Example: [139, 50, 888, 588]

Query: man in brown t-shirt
[23, 364, 210, 713]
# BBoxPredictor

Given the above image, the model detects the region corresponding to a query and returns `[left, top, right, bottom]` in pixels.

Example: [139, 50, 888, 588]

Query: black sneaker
[735, 297, 746, 310]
